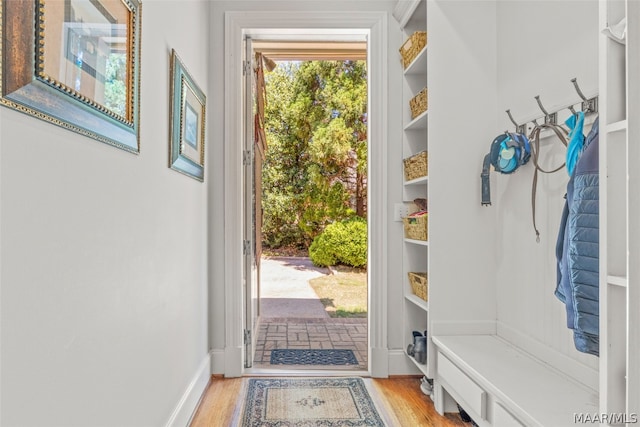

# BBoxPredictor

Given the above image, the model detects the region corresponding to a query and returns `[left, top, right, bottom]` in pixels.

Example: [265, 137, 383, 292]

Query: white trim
[243, 368, 370, 376]
[496, 321, 598, 391]
[393, 0, 421, 30]
[225, 345, 243, 378]
[165, 354, 211, 427]
[370, 346, 389, 378]
[211, 349, 225, 375]
[224, 11, 389, 378]
[388, 349, 420, 376]
[223, 11, 245, 378]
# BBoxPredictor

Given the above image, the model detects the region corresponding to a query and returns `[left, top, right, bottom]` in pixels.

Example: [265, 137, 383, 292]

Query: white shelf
[399, 0, 428, 382]
[607, 275, 628, 287]
[404, 47, 427, 76]
[404, 175, 428, 186]
[405, 293, 429, 311]
[406, 351, 429, 375]
[404, 110, 428, 130]
[606, 119, 627, 134]
[404, 238, 428, 246]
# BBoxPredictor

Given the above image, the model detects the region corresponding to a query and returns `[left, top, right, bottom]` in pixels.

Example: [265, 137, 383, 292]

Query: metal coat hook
[534, 95, 557, 125]
[571, 78, 598, 114]
[505, 109, 527, 134]
[568, 105, 577, 115]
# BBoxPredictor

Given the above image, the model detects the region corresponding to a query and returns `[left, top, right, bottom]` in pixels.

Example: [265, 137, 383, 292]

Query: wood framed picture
[0, 0, 142, 153]
[169, 49, 206, 181]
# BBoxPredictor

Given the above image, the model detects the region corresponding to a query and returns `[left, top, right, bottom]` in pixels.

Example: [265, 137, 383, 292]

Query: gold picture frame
[0, 0, 142, 153]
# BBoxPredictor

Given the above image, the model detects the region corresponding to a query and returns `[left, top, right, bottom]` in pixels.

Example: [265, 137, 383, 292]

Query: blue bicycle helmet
[481, 132, 531, 205]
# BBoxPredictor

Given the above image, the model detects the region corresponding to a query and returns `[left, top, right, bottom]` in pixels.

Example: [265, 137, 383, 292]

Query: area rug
[241, 378, 385, 426]
[270, 349, 359, 365]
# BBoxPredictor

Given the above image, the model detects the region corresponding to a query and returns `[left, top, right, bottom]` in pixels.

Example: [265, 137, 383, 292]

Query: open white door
[243, 36, 259, 369]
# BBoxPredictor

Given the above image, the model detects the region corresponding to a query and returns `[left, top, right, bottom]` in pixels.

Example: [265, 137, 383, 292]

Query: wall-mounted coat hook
[568, 105, 577, 115]
[534, 95, 557, 125]
[570, 78, 598, 114]
[506, 109, 527, 134]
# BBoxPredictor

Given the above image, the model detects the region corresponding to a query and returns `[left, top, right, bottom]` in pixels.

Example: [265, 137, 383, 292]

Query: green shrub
[309, 218, 367, 267]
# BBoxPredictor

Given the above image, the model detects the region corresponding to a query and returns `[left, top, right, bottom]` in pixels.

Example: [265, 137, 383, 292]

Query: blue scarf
[565, 111, 585, 176]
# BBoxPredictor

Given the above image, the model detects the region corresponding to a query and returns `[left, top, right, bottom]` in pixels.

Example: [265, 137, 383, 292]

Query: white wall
[494, 1, 599, 375]
[207, 0, 407, 365]
[0, 1, 210, 425]
[427, 1, 499, 334]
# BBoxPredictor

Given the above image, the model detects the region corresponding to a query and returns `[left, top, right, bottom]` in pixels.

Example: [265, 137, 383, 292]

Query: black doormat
[270, 349, 359, 365]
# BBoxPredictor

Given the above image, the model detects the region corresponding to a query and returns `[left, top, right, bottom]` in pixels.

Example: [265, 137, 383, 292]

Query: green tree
[262, 60, 367, 249]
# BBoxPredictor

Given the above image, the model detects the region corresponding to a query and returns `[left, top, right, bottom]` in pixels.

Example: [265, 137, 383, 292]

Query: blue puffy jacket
[555, 117, 599, 356]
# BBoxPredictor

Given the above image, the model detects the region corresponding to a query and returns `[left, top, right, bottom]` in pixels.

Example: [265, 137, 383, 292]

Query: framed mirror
[0, 0, 142, 153]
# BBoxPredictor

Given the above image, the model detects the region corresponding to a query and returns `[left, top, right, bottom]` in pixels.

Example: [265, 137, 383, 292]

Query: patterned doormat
[241, 377, 385, 426]
[270, 349, 359, 365]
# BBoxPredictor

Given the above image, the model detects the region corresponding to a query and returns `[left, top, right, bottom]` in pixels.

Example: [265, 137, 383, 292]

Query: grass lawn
[309, 266, 367, 318]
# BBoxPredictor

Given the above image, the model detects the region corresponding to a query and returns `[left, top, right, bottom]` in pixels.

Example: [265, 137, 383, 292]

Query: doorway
[244, 38, 369, 372]
[223, 11, 389, 378]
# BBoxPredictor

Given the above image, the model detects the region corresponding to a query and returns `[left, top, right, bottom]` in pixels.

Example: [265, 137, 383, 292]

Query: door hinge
[243, 240, 250, 255]
[243, 150, 251, 166]
[244, 329, 251, 344]
[243, 60, 252, 76]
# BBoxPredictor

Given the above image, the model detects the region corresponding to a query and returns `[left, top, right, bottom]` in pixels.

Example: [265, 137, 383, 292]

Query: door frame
[223, 10, 389, 377]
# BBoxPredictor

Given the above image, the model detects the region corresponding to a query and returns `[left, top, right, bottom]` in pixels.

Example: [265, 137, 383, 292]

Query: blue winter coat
[555, 117, 599, 356]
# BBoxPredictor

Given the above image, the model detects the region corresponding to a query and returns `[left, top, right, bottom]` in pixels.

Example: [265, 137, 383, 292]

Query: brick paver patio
[253, 317, 368, 370]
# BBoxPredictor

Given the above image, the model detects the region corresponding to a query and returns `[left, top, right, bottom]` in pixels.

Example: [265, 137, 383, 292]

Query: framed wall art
[0, 0, 142, 153]
[169, 49, 206, 182]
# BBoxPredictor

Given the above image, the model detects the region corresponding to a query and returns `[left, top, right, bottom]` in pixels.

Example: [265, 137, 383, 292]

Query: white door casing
[223, 10, 389, 377]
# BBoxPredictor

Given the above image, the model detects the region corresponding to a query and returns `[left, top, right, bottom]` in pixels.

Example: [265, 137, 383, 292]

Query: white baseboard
[496, 321, 598, 390]
[225, 345, 243, 377]
[370, 347, 389, 378]
[388, 349, 420, 376]
[165, 354, 211, 427]
[211, 349, 225, 374]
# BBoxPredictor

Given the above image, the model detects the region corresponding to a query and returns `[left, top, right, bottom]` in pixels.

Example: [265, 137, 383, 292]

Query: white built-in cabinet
[392, 0, 638, 425]
[393, 0, 430, 378]
[600, 0, 639, 419]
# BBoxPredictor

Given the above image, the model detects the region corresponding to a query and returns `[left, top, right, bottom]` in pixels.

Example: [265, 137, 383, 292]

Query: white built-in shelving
[404, 111, 428, 131]
[626, 0, 640, 412]
[404, 175, 428, 186]
[606, 119, 627, 134]
[404, 238, 428, 247]
[406, 350, 429, 376]
[404, 47, 427, 76]
[607, 275, 628, 288]
[395, 0, 638, 424]
[419, 1, 606, 425]
[405, 293, 429, 311]
[393, 0, 429, 375]
[599, 0, 639, 418]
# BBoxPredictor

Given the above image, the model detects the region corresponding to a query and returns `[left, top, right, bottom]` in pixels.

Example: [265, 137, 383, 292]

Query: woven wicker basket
[403, 212, 428, 241]
[408, 272, 428, 301]
[410, 87, 428, 119]
[403, 151, 428, 181]
[400, 31, 427, 69]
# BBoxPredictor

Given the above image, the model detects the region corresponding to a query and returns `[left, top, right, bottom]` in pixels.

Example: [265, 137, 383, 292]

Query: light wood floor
[190, 376, 470, 427]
